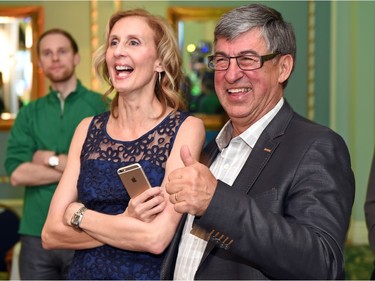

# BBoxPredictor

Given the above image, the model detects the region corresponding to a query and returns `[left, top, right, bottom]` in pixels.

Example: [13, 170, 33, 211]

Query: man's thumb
[180, 145, 196, 167]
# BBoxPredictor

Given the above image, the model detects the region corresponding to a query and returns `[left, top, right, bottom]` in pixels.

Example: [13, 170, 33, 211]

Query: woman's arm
[43, 115, 205, 253]
[42, 117, 104, 250]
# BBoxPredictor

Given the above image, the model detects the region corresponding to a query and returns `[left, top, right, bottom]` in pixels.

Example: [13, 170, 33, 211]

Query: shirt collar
[216, 98, 284, 151]
[50, 79, 81, 100]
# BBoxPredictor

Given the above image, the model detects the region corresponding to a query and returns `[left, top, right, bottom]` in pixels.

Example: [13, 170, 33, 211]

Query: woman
[42, 9, 205, 280]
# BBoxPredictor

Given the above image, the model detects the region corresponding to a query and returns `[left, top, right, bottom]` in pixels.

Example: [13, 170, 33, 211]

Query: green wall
[0, 0, 374, 244]
[331, 1, 375, 235]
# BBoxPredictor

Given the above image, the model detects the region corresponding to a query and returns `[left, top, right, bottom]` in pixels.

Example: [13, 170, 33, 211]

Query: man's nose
[51, 53, 60, 61]
[224, 58, 243, 83]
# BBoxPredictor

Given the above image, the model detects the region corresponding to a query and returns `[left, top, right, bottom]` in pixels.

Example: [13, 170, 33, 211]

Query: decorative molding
[307, 0, 316, 120]
[89, 0, 121, 91]
[0, 6, 44, 130]
[167, 7, 232, 34]
[90, 0, 100, 91]
[114, 0, 121, 12]
[329, 1, 338, 129]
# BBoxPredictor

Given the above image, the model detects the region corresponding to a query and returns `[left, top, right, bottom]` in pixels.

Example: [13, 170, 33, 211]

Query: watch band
[71, 206, 87, 229]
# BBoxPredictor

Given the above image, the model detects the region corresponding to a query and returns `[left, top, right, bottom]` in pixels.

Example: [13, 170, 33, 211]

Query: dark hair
[201, 71, 215, 92]
[37, 28, 79, 55]
[214, 4, 296, 88]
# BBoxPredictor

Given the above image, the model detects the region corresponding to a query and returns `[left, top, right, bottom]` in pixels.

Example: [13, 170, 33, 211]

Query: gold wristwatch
[71, 206, 87, 229]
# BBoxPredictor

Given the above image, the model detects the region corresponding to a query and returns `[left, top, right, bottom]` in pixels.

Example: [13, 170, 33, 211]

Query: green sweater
[4, 80, 108, 237]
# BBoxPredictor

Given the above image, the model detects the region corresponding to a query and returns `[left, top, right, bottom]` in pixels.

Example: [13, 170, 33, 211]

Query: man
[163, 4, 355, 280]
[4, 28, 108, 280]
[197, 70, 223, 115]
[364, 149, 375, 279]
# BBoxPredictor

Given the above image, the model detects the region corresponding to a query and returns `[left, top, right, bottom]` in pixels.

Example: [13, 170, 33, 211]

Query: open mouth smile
[227, 87, 252, 94]
[115, 65, 133, 77]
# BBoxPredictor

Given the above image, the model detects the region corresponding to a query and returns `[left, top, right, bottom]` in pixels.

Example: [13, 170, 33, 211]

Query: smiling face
[38, 33, 79, 83]
[214, 28, 292, 133]
[105, 16, 163, 96]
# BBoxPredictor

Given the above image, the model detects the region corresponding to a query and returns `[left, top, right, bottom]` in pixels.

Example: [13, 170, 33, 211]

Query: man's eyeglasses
[207, 53, 279, 71]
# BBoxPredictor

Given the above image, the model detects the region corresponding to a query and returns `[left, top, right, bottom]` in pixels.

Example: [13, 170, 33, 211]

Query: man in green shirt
[4, 28, 108, 280]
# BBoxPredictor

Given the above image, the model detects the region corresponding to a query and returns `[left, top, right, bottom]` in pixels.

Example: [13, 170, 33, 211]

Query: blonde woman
[42, 9, 205, 280]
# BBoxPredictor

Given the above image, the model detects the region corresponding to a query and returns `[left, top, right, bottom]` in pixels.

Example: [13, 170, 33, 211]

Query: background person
[4, 28, 108, 280]
[42, 9, 205, 280]
[364, 149, 375, 279]
[162, 3, 355, 280]
[196, 70, 223, 114]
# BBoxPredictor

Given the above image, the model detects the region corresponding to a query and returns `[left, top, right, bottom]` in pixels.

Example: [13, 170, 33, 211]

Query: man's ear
[37, 59, 45, 75]
[278, 54, 293, 84]
[74, 53, 80, 66]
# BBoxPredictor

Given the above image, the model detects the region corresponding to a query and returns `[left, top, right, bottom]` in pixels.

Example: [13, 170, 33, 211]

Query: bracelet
[70, 206, 87, 229]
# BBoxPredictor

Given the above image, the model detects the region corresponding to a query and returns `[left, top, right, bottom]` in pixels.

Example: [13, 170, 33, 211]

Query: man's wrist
[48, 154, 59, 168]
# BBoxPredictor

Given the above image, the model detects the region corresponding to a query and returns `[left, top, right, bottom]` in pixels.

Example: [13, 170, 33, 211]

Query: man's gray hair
[214, 3, 296, 62]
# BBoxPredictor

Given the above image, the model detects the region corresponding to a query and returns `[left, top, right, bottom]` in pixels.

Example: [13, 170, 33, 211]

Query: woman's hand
[124, 187, 166, 222]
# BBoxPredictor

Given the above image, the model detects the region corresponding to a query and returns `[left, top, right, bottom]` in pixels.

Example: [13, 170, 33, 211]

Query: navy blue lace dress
[67, 110, 189, 280]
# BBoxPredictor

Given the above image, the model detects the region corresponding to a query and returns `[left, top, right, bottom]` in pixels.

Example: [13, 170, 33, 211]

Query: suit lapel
[233, 138, 278, 193]
[233, 100, 294, 193]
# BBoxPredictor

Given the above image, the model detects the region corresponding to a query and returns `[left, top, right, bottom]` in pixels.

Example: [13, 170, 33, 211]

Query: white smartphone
[117, 163, 151, 198]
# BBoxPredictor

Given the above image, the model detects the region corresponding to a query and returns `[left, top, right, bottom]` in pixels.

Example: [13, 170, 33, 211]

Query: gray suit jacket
[364, 149, 375, 252]
[161, 100, 355, 280]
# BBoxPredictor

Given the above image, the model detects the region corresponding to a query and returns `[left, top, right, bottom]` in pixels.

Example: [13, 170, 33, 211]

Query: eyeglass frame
[207, 52, 280, 71]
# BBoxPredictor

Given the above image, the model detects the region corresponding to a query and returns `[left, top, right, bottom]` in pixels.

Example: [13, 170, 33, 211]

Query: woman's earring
[158, 72, 161, 84]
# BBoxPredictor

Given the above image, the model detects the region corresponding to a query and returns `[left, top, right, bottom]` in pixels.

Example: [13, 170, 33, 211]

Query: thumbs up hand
[179, 144, 196, 167]
[166, 145, 217, 216]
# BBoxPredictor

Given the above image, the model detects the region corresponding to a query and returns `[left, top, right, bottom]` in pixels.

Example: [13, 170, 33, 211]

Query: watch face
[71, 214, 81, 227]
[71, 207, 87, 229]
[49, 156, 59, 167]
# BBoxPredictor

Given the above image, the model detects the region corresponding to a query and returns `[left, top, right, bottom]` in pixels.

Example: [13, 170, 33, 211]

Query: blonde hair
[93, 9, 186, 118]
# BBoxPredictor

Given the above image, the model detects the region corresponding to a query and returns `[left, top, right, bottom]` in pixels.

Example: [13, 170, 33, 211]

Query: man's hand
[54, 154, 67, 172]
[166, 145, 217, 216]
